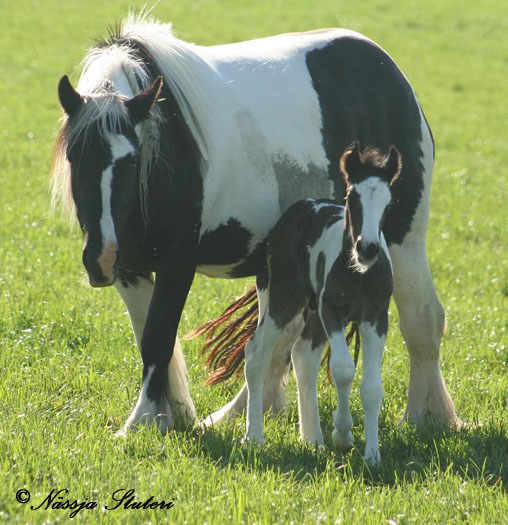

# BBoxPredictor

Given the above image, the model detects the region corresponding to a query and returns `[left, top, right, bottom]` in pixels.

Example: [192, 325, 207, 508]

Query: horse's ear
[125, 76, 163, 124]
[58, 75, 83, 117]
[340, 142, 361, 184]
[385, 146, 402, 185]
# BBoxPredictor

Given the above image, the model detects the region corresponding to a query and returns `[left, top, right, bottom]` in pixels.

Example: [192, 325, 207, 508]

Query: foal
[244, 143, 401, 465]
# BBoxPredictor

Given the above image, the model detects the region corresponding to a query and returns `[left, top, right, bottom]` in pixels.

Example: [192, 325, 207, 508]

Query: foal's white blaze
[98, 134, 136, 277]
[354, 177, 391, 247]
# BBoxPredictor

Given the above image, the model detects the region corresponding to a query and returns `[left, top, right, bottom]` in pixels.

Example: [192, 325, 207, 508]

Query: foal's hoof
[332, 428, 353, 451]
[242, 434, 265, 446]
[364, 448, 381, 467]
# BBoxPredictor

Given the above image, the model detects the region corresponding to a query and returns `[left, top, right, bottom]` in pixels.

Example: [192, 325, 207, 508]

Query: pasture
[0, 0, 506, 522]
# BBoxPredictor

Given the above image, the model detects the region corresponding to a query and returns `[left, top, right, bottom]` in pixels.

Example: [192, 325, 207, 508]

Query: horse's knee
[400, 296, 445, 362]
[330, 358, 355, 389]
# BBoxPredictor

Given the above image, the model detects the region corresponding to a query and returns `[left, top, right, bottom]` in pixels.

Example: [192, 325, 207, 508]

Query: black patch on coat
[229, 240, 268, 278]
[198, 218, 252, 266]
[301, 308, 328, 350]
[305, 36, 426, 245]
[67, 123, 112, 283]
[266, 199, 343, 329]
[322, 249, 392, 337]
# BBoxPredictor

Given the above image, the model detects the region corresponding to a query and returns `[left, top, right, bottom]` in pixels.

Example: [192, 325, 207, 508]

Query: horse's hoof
[332, 428, 353, 451]
[301, 434, 324, 448]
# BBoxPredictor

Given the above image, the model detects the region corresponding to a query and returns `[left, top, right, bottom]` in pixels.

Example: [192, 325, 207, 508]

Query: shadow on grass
[178, 415, 507, 487]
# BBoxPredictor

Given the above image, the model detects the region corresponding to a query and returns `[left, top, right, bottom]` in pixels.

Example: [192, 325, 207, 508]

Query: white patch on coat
[308, 220, 344, 291]
[197, 31, 356, 268]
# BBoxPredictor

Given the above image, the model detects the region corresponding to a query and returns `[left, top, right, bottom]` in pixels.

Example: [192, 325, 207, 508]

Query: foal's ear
[125, 76, 163, 124]
[58, 75, 83, 117]
[340, 142, 361, 184]
[385, 146, 402, 185]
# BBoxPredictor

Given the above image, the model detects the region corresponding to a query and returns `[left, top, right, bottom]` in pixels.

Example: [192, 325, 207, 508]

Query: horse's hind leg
[114, 275, 196, 435]
[390, 240, 457, 427]
[389, 122, 458, 428]
[201, 282, 292, 427]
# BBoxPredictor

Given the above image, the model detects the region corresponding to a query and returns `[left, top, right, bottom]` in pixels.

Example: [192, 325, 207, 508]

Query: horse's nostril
[364, 243, 379, 260]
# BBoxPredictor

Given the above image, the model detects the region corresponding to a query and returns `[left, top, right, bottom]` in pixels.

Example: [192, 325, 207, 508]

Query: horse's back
[198, 29, 431, 275]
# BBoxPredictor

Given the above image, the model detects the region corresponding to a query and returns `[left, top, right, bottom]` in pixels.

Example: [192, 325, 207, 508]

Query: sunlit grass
[0, 0, 506, 522]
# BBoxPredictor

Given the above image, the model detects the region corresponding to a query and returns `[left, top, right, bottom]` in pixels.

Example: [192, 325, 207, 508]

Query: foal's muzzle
[356, 239, 380, 265]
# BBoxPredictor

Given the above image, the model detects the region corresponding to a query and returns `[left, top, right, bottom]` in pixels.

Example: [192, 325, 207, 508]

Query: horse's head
[340, 142, 402, 271]
[57, 75, 162, 287]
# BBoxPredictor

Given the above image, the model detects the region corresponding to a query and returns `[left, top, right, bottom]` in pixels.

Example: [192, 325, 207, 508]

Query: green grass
[0, 0, 506, 522]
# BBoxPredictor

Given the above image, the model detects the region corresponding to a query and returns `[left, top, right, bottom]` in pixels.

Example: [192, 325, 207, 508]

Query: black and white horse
[242, 143, 399, 465]
[52, 15, 457, 435]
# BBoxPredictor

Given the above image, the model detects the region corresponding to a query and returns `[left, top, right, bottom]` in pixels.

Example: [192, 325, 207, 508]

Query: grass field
[0, 0, 506, 522]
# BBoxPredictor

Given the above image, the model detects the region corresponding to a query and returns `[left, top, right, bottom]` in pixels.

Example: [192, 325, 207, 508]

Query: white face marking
[354, 177, 391, 246]
[100, 134, 136, 249]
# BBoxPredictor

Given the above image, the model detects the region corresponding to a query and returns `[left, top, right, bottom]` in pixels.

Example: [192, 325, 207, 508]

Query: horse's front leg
[319, 302, 355, 451]
[118, 256, 197, 435]
[359, 319, 387, 466]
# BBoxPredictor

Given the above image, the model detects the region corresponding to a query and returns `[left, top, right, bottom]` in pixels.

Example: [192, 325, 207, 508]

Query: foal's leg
[114, 275, 196, 435]
[245, 312, 302, 443]
[244, 314, 292, 443]
[201, 281, 292, 426]
[359, 320, 386, 466]
[291, 311, 327, 446]
[319, 303, 355, 450]
[389, 119, 457, 428]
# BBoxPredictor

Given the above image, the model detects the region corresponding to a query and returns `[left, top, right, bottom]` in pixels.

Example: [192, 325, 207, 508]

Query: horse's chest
[324, 257, 392, 325]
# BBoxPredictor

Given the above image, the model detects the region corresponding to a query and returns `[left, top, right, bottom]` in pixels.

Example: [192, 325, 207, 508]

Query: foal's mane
[51, 13, 214, 220]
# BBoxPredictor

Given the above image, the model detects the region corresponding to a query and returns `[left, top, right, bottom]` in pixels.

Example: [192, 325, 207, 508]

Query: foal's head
[340, 142, 402, 271]
[56, 75, 162, 286]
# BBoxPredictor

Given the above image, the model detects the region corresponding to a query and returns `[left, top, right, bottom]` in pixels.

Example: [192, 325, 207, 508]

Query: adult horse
[52, 15, 458, 434]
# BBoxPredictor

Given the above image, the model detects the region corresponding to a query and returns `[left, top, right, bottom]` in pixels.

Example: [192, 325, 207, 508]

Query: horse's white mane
[52, 13, 214, 220]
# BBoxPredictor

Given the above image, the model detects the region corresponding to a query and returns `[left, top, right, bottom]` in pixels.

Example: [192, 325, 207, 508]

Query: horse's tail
[168, 336, 197, 427]
[322, 322, 361, 381]
[184, 286, 258, 385]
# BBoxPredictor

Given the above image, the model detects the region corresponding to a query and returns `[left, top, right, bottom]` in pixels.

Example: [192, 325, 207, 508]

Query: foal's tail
[321, 323, 361, 381]
[184, 286, 258, 385]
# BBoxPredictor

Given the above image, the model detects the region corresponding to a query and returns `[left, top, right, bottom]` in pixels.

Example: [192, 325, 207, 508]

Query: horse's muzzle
[82, 241, 118, 287]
